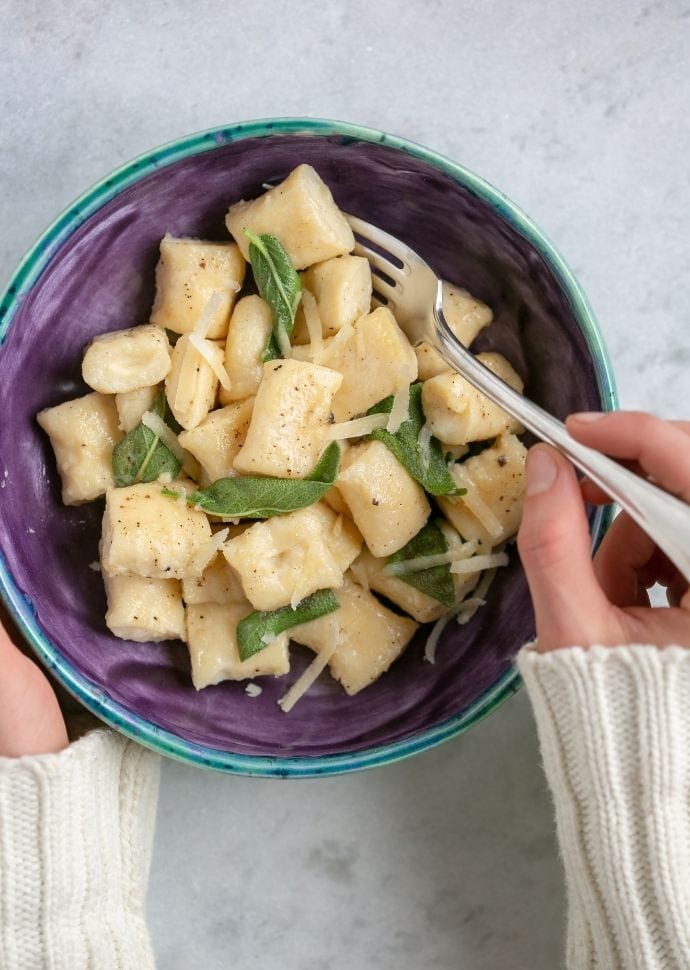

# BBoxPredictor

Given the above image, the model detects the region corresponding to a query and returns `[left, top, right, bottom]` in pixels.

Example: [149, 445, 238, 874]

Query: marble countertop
[2, 2, 689, 967]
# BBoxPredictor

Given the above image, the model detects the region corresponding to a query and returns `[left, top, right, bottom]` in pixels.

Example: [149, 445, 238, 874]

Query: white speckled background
[2, 1, 689, 966]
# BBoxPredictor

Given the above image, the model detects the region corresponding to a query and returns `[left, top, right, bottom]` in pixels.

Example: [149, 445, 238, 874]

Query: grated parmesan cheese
[190, 527, 229, 576]
[385, 541, 479, 576]
[450, 551, 509, 574]
[455, 565, 501, 626]
[141, 411, 186, 463]
[301, 289, 323, 360]
[278, 618, 340, 713]
[325, 413, 389, 441]
[88, 561, 101, 572]
[386, 383, 410, 433]
[424, 613, 454, 664]
[245, 683, 263, 697]
[188, 333, 232, 391]
[418, 422, 432, 470]
[192, 291, 228, 340]
[173, 339, 200, 414]
[451, 466, 504, 538]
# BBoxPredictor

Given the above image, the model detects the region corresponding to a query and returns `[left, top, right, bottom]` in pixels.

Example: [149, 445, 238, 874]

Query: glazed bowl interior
[0, 120, 614, 776]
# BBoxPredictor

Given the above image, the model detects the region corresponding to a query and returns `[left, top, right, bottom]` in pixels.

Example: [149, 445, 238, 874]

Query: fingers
[517, 444, 614, 651]
[593, 511, 656, 607]
[567, 413, 690, 501]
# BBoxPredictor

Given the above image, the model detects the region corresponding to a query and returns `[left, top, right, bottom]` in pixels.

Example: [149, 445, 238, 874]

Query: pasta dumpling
[37, 392, 122, 505]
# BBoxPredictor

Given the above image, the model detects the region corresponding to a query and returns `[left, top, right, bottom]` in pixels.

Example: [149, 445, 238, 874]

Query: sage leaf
[387, 521, 455, 608]
[112, 390, 181, 487]
[181, 442, 341, 518]
[245, 230, 301, 359]
[237, 588, 340, 661]
[367, 383, 465, 497]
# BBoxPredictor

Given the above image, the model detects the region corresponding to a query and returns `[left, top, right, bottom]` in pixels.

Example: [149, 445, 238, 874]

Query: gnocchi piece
[421, 352, 524, 446]
[225, 164, 355, 270]
[335, 440, 430, 557]
[101, 482, 212, 579]
[186, 602, 290, 690]
[103, 573, 186, 642]
[181, 551, 246, 605]
[37, 392, 122, 505]
[219, 296, 273, 404]
[318, 307, 418, 421]
[150, 236, 245, 338]
[178, 398, 254, 483]
[414, 286, 493, 380]
[223, 502, 362, 612]
[293, 255, 373, 342]
[351, 550, 449, 623]
[291, 574, 419, 695]
[115, 385, 158, 433]
[233, 359, 342, 479]
[165, 334, 224, 431]
[82, 324, 171, 394]
[322, 485, 351, 518]
[438, 433, 527, 545]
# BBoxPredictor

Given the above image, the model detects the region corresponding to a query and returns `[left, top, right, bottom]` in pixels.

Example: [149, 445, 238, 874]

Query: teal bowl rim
[0, 117, 617, 778]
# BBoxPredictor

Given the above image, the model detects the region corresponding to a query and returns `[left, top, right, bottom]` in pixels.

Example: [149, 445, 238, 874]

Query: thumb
[517, 444, 611, 651]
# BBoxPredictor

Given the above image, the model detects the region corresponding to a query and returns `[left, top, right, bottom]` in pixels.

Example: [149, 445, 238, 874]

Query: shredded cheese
[418, 422, 432, 470]
[386, 384, 410, 433]
[451, 466, 504, 538]
[173, 339, 199, 414]
[385, 541, 479, 576]
[190, 527, 229, 576]
[278, 618, 340, 713]
[245, 683, 263, 697]
[325, 413, 389, 441]
[141, 410, 199, 481]
[450, 551, 509, 574]
[88, 561, 101, 572]
[455, 565, 501, 626]
[301, 289, 323, 360]
[188, 333, 232, 391]
[141, 411, 185, 463]
[424, 613, 454, 664]
[192, 291, 227, 340]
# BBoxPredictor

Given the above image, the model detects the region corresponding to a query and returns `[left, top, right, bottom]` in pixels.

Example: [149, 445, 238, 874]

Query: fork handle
[432, 300, 690, 583]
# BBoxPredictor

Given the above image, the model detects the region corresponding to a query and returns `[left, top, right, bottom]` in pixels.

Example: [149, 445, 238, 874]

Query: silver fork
[347, 214, 690, 583]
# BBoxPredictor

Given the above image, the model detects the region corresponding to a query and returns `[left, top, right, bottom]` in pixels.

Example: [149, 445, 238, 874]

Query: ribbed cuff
[519, 644, 690, 970]
[0, 730, 160, 970]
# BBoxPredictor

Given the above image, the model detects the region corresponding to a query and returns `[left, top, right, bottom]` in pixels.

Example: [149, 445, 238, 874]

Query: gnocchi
[36, 163, 527, 710]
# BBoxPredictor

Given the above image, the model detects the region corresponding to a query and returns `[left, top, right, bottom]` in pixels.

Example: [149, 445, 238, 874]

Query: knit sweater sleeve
[518, 643, 690, 970]
[0, 729, 160, 970]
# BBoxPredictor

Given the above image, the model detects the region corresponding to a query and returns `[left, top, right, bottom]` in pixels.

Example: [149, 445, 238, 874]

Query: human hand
[517, 411, 690, 653]
[0, 603, 68, 757]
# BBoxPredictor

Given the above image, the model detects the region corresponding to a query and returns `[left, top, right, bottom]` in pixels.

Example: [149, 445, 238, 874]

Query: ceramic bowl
[0, 119, 616, 776]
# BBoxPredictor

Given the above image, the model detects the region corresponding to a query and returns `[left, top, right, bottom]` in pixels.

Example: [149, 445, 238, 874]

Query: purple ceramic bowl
[0, 119, 615, 776]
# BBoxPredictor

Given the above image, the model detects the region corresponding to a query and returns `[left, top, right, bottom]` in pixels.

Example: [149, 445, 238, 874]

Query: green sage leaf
[237, 588, 341, 661]
[181, 442, 341, 518]
[367, 383, 465, 496]
[112, 390, 182, 487]
[387, 521, 455, 608]
[245, 230, 301, 359]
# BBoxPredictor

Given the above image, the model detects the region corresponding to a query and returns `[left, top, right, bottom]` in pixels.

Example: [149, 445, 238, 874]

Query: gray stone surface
[2, 1, 689, 966]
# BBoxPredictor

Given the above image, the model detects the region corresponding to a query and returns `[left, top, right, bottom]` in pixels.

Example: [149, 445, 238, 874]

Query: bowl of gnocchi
[0, 119, 615, 776]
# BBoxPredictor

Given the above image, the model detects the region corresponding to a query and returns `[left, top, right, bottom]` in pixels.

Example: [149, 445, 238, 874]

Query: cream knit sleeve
[0, 729, 160, 970]
[518, 644, 690, 970]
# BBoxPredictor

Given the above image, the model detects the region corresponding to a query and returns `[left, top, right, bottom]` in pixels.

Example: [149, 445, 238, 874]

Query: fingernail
[526, 447, 558, 496]
[571, 411, 606, 422]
